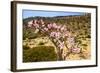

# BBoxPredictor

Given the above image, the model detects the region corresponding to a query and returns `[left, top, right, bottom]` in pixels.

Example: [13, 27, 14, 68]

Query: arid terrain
[23, 14, 91, 62]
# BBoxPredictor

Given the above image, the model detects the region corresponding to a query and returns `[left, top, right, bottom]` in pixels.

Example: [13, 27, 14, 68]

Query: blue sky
[23, 10, 85, 19]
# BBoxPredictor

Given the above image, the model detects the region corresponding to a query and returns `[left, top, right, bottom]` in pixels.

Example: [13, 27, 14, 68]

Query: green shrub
[23, 28, 38, 40]
[23, 46, 57, 62]
[38, 42, 45, 45]
[86, 35, 91, 38]
[28, 34, 37, 39]
[82, 44, 87, 46]
[23, 45, 30, 50]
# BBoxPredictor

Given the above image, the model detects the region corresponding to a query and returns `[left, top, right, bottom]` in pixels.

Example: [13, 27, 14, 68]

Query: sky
[23, 10, 85, 19]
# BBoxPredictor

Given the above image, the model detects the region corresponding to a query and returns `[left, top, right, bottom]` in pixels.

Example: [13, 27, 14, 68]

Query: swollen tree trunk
[48, 36, 69, 60]
[57, 48, 63, 60]
[48, 38, 63, 60]
[57, 44, 69, 60]
[52, 42, 68, 61]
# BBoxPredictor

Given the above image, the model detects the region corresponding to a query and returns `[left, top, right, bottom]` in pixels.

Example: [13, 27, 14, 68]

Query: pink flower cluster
[70, 47, 80, 53]
[67, 36, 75, 47]
[57, 41, 64, 50]
[50, 32, 61, 39]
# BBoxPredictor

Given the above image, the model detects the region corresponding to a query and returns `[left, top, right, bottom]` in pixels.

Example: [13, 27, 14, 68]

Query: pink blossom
[58, 25, 62, 30]
[55, 32, 61, 39]
[50, 32, 56, 37]
[40, 19, 44, 24]
[50, 31, 61, 39]
[52, 23, 56, 27]
[53, 38, 57, 42]
[61, 25, 66, 31]
[65, 31, 69, 36]
[47, 24, 52, 29]
[67, 36, 75, 46]
[52, 23, 58, 29]
[33, 23, 39, 28]
[58, 41, 64, 50]
[28, 20, 33, 27]
[42, 24, 45, 27]
[62, 31, 68, 38]
[71, 47, 80, 53]
[43, 27, 48, 31]
[28, 24, 32, 27]
[57, 25, 61, 29]
[34, 20, 37, 24]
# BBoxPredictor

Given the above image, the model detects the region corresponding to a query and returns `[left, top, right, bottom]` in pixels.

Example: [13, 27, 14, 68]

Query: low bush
[38, 42, 45, 45]
[23, 45, 30, 50]
[23, 46, 57, 62]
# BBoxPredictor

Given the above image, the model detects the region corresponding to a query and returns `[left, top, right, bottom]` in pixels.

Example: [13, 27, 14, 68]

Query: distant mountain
[23, 13, 90, 26]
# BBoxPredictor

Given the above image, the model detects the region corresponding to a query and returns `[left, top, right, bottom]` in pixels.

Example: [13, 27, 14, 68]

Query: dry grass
[23, 37, 91, 60]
